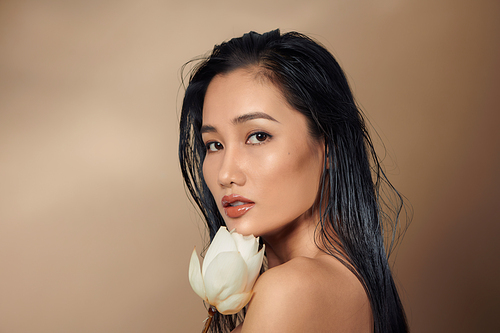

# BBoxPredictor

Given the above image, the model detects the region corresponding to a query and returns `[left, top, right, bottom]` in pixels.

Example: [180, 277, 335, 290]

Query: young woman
[180, 29, 409, 333]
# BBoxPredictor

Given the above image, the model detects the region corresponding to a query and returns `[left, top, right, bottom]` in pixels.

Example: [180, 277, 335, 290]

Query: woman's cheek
[250, 149, 283, 177]
[202, 157, 217, 193]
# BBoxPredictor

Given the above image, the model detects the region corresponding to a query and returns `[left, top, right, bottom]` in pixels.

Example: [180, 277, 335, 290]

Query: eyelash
[205, 141, 223, 152]
[246, 131, 272, 145]
[204, 131, 272, 152]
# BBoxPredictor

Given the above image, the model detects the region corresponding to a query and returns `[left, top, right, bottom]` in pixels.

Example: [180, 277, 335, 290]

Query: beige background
[1, 0, 499, 332]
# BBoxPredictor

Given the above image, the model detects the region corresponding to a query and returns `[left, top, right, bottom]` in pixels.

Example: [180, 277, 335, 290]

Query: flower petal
[188, 248, 207, 301]
[204, 251, 248, 305]
[230, 231, 259, 263]
[216, 292, 253, 315]
[244, 245, 265, 292]
[202, 227, 237, 276]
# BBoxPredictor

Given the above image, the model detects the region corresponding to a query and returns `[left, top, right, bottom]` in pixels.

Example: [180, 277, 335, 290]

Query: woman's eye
[206, 141, 223, 152]
[247, 132, 270, 144]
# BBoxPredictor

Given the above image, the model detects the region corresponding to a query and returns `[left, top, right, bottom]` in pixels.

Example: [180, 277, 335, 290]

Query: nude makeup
[202, 69, 324, 237]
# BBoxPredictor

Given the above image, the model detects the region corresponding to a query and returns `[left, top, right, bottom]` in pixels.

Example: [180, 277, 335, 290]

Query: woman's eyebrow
[200, 125, 216, 134]
[232, 112, 280, 124]
[201, 112, 280, 134]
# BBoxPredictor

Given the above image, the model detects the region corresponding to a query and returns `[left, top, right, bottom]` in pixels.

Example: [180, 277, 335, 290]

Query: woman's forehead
[202, 69, 289, 125]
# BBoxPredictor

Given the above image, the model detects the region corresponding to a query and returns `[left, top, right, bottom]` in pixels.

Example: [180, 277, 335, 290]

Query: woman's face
[201, 68, 324, 238]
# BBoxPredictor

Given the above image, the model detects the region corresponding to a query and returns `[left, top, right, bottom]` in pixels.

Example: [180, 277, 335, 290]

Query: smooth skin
[202, 68, 373, 332]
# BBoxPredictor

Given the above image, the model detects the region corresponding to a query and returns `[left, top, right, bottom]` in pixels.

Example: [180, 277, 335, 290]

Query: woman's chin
[225, 221, 257, 237]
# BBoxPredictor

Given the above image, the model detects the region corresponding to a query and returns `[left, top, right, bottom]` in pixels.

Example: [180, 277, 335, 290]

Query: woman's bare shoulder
[240, 256, 372, 333]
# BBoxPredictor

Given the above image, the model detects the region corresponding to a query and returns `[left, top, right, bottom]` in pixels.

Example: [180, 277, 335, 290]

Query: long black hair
[179, 29, 409, 333]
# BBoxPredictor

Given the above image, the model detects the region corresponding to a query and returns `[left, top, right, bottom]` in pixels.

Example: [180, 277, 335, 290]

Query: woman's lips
[222, 194, 255, 218]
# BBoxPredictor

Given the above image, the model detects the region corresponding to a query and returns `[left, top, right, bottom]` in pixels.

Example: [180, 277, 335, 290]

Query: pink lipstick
[222, 194, 255, 218]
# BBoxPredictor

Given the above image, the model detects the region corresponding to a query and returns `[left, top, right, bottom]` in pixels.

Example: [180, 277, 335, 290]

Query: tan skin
[202, 68, 373, 333]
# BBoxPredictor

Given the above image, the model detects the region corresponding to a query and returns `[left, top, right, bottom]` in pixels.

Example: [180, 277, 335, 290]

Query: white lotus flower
[189, 226, 265, 315]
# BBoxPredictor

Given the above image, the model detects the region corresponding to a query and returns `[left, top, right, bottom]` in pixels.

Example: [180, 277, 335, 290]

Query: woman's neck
[262, 212, 324, 269]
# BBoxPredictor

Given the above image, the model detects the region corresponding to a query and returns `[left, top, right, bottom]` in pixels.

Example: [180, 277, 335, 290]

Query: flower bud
[189, 227, 265, 314]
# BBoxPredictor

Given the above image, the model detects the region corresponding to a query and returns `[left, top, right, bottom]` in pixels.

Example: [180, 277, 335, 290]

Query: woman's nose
[218, 149, 246, 187]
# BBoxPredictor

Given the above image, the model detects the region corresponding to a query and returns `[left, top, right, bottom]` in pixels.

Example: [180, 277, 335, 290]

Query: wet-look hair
[179, 29, 409, 333]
